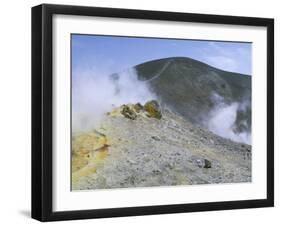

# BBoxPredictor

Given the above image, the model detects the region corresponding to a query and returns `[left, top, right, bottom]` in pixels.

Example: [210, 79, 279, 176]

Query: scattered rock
[133, 103, 143, 113]
[144, 100, 162, 119]
[121, 105, 137, 120]
[204, 159, 212, 168]
[166, 163, 174, 170]
[195, 158, 212, 168]
[152, 169, 162, 174]
[196, 159, 203, 168]
[151, 136, 161, 141]
[127, 158, 136, 164]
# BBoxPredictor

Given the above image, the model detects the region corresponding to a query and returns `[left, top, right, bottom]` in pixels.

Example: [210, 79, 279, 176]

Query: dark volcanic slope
[135, 57, 251, 133]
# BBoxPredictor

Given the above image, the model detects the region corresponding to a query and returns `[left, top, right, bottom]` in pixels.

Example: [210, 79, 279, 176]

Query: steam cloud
[72, 68, 156, 133]
[206, 94, 251, 144]
[72, 68, 251, 145]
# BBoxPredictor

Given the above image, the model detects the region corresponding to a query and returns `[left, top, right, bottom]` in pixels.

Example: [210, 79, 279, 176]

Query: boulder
[133, 103, 143, 113]
[195, 158, 212, 168]
[144, 100, 162, 119]
[204, 159, 212, 168]
[121, 105, 137, 120]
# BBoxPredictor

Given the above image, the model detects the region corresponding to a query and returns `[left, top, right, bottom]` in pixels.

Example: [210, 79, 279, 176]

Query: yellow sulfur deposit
[72, 131, 110, 186]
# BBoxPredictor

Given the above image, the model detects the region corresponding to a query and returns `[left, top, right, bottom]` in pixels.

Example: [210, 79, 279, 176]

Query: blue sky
[72, 34, 252, 75]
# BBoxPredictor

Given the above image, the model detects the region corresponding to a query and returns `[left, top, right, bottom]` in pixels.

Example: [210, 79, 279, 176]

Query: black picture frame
[32, 3, 274, 222]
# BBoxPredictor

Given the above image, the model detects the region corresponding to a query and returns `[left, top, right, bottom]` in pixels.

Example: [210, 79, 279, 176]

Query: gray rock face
[72, 105, 251, 190]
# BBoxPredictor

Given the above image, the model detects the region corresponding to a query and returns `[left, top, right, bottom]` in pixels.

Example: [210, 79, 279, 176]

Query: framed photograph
[32, 4, 274, 221]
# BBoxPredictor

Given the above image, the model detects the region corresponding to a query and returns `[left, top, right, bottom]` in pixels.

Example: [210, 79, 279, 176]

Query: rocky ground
[72, 101, 251, 190]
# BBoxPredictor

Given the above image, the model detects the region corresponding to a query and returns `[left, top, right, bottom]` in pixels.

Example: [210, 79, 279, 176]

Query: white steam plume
[206, 94, 251, 144]
[72, 68, 156, 133]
